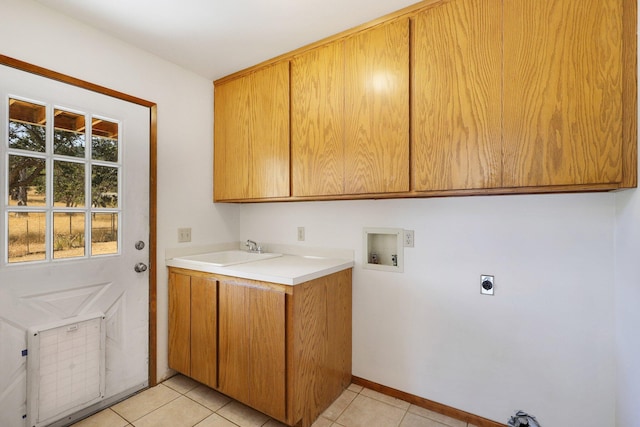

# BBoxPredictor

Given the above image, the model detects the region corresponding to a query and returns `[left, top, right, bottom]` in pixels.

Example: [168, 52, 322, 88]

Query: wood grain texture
[214, 74, 252, 200]
[148, 104, 158, 386]
[411, 0, 502, 191]
[248, 287, 286, 420]
[190, 276, 217, 388]
[214, 61, 290, 200]
[503, 0, 624, 187]
[249, 62, 291, 198]
[326, 269, 353, 391]
[622, 0, 638, 188]
[168, 271, 191, 376]
[168, 267, 352, 427]
[344, 19, 410, 194]
[218, 280, 249, 402]
[291, 269, 353, 427]
[291, 41, 345, 196]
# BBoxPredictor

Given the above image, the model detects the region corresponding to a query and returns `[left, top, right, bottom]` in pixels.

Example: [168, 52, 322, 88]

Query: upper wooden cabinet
[214, 61, 290, 201]
[503, 0, 625, 188]
[291, 19, 410, 197]
[412, 0, 502, 191]
[213, 0, 635, 201]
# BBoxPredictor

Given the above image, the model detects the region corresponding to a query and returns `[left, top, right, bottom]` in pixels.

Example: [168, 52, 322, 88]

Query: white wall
[614, 6, 640, 424]
[240, 193, 617, 426]
[0, 0, 239, 382]
[615, 185, 640, 427]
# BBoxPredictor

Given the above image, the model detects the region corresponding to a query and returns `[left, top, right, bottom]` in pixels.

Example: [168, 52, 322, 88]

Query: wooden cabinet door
[248, 286, 286, 419]
[344, 19, 410, 194]
[214, 62, 290, 200]
[218, 281, 286, 419]
[503, 0, 623, 187]
[190, 276, 217, 388]
[214, 73, 251, 200]
[218, 281, 249, 401]
[291, 41, 345, 197]
[412, 0, 502, 191]
[168, 271, 191, 376]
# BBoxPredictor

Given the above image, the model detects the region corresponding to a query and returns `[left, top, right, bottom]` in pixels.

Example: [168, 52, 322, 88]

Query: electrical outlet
[178, 227, 191, 243]
[403, 229, 414, 247]
[297, 226, 305, 241]
[481, 275, 494, 295]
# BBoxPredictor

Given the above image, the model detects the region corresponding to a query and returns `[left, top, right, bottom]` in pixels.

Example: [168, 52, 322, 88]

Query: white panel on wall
[27, 313, 106, 427]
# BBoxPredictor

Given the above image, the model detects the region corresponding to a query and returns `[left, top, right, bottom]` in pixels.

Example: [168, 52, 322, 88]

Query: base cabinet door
[218, 280, 286, 420]
[168, 271, 191, 376]
[190, 276, 217, 387]
[168, 271, 217, 388]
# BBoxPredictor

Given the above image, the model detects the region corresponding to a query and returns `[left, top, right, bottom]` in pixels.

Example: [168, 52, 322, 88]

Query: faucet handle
[245, 239, 260, 252]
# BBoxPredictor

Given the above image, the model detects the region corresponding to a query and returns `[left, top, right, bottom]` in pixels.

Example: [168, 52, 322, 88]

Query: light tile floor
[71, 375, 478, 427]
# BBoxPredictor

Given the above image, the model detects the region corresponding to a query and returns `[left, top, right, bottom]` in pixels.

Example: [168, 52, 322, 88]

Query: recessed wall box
[363, 227, 404, 273]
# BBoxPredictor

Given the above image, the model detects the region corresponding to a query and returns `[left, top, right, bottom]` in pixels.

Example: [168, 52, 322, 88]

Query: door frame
[0, 54, 159, 386]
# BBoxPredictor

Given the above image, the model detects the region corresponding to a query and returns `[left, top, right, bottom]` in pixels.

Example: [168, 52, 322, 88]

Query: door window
[5, 97, 121, 263]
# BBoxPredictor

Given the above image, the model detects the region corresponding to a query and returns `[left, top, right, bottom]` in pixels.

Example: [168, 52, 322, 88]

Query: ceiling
[34, 0, 421, 80]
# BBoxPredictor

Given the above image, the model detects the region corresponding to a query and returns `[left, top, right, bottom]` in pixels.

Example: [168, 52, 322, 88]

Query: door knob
[134, 262, 148, 273]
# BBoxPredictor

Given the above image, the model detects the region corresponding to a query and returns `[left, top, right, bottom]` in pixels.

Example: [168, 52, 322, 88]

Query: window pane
[53, 212, 85, 259]
[8, 155, 46, 206]
[54, 109, 85, 157]
[92, 118, 118, 162]
[91, 165, 118, 208]
[54, 161, 85, 208]
[91, 213, 118, 255]
[8, 99, 46, 152]
[8, 212, 46, 262]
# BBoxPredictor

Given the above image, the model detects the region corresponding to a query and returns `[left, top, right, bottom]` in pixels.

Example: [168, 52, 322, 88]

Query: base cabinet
[168, 267, 352, 427]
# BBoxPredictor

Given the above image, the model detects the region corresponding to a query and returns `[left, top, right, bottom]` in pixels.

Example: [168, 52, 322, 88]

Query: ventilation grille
[27, 313, 106, 427]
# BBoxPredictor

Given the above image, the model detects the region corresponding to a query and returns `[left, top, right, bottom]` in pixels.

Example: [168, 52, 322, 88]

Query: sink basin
[172, 250, 282, 267]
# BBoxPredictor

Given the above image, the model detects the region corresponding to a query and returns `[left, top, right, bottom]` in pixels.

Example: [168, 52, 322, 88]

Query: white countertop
[166, 253, 354, 285]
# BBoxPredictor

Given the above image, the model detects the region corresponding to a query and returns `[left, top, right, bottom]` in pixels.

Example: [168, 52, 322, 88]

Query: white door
[0, 64, 150, 427]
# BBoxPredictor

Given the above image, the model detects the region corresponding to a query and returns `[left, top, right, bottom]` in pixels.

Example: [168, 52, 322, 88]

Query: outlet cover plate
[403, 230, 414, 247]
[480, 274, 494, 295]
[178, 227, 191, 243]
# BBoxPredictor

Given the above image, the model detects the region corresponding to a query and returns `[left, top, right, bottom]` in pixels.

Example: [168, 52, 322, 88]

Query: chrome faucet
[245, 239, 262, 253]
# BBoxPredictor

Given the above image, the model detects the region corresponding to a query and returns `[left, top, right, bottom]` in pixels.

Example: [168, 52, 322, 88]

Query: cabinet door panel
[291, 42, 345, 196]
[344, 19, 410, 194]
[218, 281, 249, 401]
[248, 287, 286, 419]
[412, 0, 502, 191]
[168, 272, 191, 375]
[503, 0, 623, 187]
[214, 74, 252, 200]
[214, 62, 290, 201]
[249, 62, 290, 198]
[190, 276, 217, 388]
